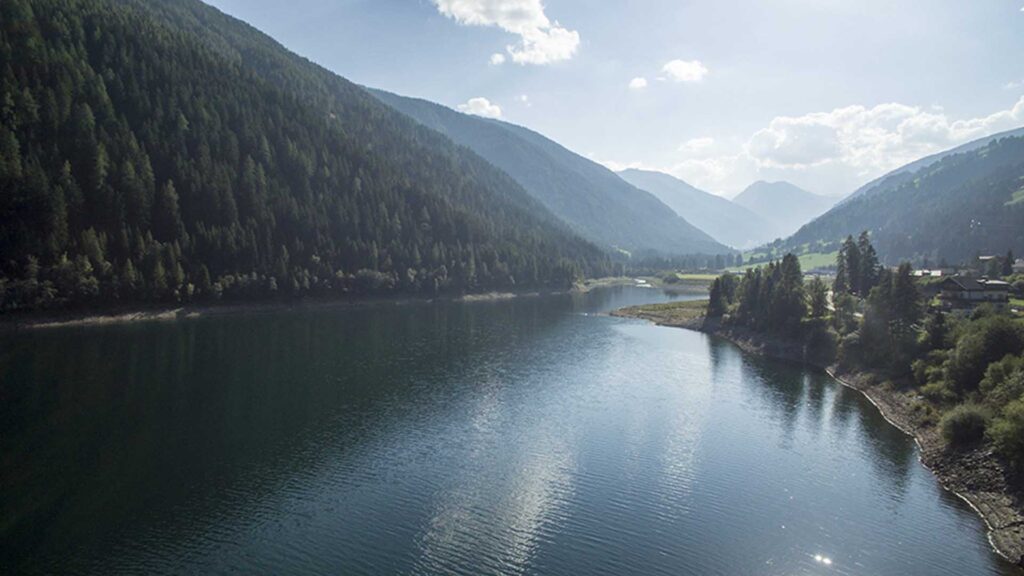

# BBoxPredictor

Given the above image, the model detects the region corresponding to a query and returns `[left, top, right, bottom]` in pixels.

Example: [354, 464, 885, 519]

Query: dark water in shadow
[1, 287, 1019, 575]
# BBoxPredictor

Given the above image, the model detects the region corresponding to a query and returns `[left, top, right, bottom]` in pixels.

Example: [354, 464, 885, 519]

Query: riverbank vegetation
[706, 233, 1024, 472]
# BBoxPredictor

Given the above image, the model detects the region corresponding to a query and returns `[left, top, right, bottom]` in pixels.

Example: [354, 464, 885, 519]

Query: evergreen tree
[923, 309, 948, 351]
[834, 235, 860, 296]
[857, 231, 880, 295]
[707, 277, 727, 317]
[807, 276, 829, 319]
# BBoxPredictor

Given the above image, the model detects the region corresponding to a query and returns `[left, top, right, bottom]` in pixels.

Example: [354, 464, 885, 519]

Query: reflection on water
[0, 287, 1019, 575]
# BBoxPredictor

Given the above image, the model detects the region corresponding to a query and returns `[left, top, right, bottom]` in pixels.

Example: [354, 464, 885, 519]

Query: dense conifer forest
[0, 0, 619, 312]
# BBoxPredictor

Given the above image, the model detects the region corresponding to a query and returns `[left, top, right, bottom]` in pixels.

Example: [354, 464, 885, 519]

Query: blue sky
[205, 0, 1024, 197]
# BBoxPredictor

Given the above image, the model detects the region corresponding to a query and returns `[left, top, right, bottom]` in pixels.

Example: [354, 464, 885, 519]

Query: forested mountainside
[841, 126, 1024, 206]
[782, 136, 1024, 263]
[617, 169, 776, 249]
[371, 90, 729, 256]
[0, 0, 618, 312]
[732, 181, 836, 240]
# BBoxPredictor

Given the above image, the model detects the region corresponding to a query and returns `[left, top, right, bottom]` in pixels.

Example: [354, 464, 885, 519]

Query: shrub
[921, 380, 958, 404]
[979, 357, 1024, 408]
[991, 399, 1024, 470]
[940, 404, 989, 447]
[911, 400, 939, 427]
[945, 317, 1024, 396]
[912, 359, 929, 386]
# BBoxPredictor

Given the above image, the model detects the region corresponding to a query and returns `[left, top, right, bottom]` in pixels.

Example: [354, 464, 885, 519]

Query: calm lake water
[1, 286, 1019, 575]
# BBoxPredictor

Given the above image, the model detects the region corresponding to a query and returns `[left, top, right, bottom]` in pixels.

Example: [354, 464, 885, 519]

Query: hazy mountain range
[617, 169, 776, 249]
[371, 90, 729, 256]
[732, 181, 837, 241]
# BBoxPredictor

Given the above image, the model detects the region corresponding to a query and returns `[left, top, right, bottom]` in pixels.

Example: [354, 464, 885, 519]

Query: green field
[730, 251, 837, 273]
[668, 273, 720, 281]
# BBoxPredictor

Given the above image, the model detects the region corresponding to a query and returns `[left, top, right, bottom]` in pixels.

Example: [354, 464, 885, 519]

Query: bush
[912, 359, 929, 386]
[991, 399, 1024, 469]
[940, 404, 990, 447]
[945, 316, 1024, 396]
[911, 400, 940, 427]
[921, 380, 958, 404]
[979, 357, 1024, 409]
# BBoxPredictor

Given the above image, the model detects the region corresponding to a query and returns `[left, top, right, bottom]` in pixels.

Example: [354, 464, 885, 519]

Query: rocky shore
[615, 301, 1024, 567]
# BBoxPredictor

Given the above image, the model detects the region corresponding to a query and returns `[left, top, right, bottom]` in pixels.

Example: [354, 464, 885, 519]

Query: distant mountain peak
[732, 180, 835, 240]
[617, 169, 777, 249]
[373, 90, 731, 256]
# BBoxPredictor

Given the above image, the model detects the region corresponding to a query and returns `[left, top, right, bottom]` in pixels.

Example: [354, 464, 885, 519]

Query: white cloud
[433, 0, 579, 65]
[747, 119, 841, 168]
[604, 96, 1024, 197]
[679, 137, 715, 154]
[628, 77, 648, 90]
[662, 59, 708, 83]
[457, 97, 503, 118]
[743, 97, 1024, 174]
[1006, 80, 1024, 90]
[597, 158, 646, 172]
[667, 94, 1024, 192]
[490, 53, 506, 65]
[518, 94, 532, 106]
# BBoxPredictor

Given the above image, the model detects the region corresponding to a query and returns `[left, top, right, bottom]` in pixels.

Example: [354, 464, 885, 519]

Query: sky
[204, 0, 1024, 198]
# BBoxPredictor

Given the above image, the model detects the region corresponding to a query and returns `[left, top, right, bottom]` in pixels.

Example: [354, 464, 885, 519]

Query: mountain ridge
[0, 0, 617, 312]
[781, 136, 1024, 263]
[617, 169, 777, 249]
[732, 180, 837, 240]
[840, 126, 1024, 206]
[370, 89, 731, 256]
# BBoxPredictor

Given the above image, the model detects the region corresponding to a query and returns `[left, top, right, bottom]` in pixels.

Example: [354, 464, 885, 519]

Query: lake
[1, 286, 1019, 575]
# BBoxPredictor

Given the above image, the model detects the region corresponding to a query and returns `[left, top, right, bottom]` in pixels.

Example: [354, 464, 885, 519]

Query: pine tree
[890, 262, 921, 332]
[834, 235, 860, 296]
[924, 309, 948, 351]
[153, 180, 184, 243]
[807, 276, 829, 318]
[707, 277, 727, 317]
[857, 231, 880, 295]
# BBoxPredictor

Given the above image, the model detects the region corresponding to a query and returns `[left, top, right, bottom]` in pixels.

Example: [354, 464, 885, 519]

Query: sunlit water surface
[1, 287, 1019, 575]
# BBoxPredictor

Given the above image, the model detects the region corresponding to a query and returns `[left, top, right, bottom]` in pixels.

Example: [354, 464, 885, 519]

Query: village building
[912, 268, 955, 278]
[938, 276, 1011, 310]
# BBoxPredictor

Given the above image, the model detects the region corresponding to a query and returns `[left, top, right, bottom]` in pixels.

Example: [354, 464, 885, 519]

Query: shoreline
[0, 290, 550, 332]
[614, 304, 1024, 568]
[0, 276, 664, 332]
